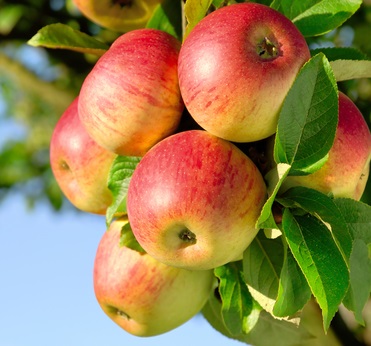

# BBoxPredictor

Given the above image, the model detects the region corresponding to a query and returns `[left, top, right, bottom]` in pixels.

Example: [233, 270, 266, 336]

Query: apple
[78, 28, 184, 157]
[93, 217, 215, 337]
[178, 2, 310, 143]
[50, 97, 116, 214]
[73, 0, 163, 33]
[127, 130, 267, 270]
[281, 92, 371, 200]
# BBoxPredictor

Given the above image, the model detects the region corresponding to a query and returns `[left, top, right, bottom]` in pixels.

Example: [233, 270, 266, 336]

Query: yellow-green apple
[78, 28, 184, 157]
[281, 92, 371, 200]
[178, 2, 310, 143]
[50, 97, 115, 214]
[73, 0, 163, 32]
[93, 217, 215, 336]
[127, 130, 267, 270]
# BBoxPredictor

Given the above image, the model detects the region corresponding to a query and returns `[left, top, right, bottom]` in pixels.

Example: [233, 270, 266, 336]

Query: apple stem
[257, 37, 280, 60]
[179, 229, 197, 245]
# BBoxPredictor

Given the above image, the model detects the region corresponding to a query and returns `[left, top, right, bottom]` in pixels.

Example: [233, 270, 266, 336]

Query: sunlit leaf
[243, 232, 284, 315]
[274, 53, 338, 176]
[105, 156, 141, 226]
[203, 293, 313, 346]
[146, 0, 183, 40]
[271, 0, 362, 37]
[308, 48, 371, 81]
[273, 241, 311, 317]
[184, 0, 212, 39]
[214, 261, 254, 335]
[119, 221, 145, 253]
[256, 163, 291, 230]
[315, 48, 371, 81]
[28, 23, 109, 56]
[330, 60, 371, 81]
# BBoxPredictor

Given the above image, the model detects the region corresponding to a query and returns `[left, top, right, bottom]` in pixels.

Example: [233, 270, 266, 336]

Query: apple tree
[1, 0, 371, 345]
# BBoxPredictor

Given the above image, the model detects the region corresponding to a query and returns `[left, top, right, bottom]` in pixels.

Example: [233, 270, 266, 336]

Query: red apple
[178, 3, 310, 143]
[50, 97, 115, 214]
[73, 0, 163, 33]
[78, 28, 184, 157]
[127, 130, 267, 270]
[282, 92, 371, 200]
[93, 218, 215, 337]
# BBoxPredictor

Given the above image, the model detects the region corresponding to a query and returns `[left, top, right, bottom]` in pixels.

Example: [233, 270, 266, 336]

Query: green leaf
[254, 0, 275, 5]
[309, 47, 371, 81]
[28, 23, 109, 56]
[243, 300, 263, 335]
[330, 60, 371, 82]
[310, 47, 368, 61]
[119, 221, 145, 253]
[282, 209, 349, 331]
[202, 293, 313, 346]
[277, 187, 353, 263]
[343, 239, 371, 325]
[184, 0, 213, 40]
[256, 163, 291, 230]
[214, 261, 254, 335]
[243, 232, 284, 315]
[0, 5, 24, 35]
[273, 241, 312, 317]
[146, 0, 183, 40]
[211, 0, 250, 8]
[212, 0, 226, 8]
[333, 198, 371, 322]
[274, 53, 338, 176]
[281, 194, 371, 325]
[271, 0, 362, 37]
[334, 198, 371, 244]
[105, 156, 141, 226]
[202, 292, 236, 339]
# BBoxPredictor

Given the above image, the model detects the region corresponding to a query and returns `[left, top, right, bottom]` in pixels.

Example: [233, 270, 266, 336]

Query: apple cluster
[50, 2, 371, 338]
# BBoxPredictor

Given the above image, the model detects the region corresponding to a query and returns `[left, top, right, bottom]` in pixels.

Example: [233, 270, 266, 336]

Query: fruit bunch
[47, 1, 371, 343]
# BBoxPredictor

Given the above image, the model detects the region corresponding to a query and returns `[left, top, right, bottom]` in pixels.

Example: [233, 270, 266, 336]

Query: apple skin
[127, 130, 267, 270]
[78, 28, 184, 157]
[93, 218, 215, 337]
[282, 92, 371, 200]
[73, 0, 163, 33]
[50, 97, 116, 214]
[178, 3, 310, 143]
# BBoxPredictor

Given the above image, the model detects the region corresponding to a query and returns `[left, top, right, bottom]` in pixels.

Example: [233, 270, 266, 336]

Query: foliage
[1, 0, 371, 345]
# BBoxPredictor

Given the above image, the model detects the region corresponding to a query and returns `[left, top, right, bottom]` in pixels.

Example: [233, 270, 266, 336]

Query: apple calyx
[179, 229, 197, 245]
[59, 160, 70, 171]
[108, 305, 131, 320]
[113, 0, 132, 8]
[257, 36, 280, 60]
[116, 310, 130, 320]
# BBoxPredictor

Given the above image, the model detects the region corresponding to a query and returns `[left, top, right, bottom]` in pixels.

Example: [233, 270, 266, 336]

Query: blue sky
[0, 193, 244, 346]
